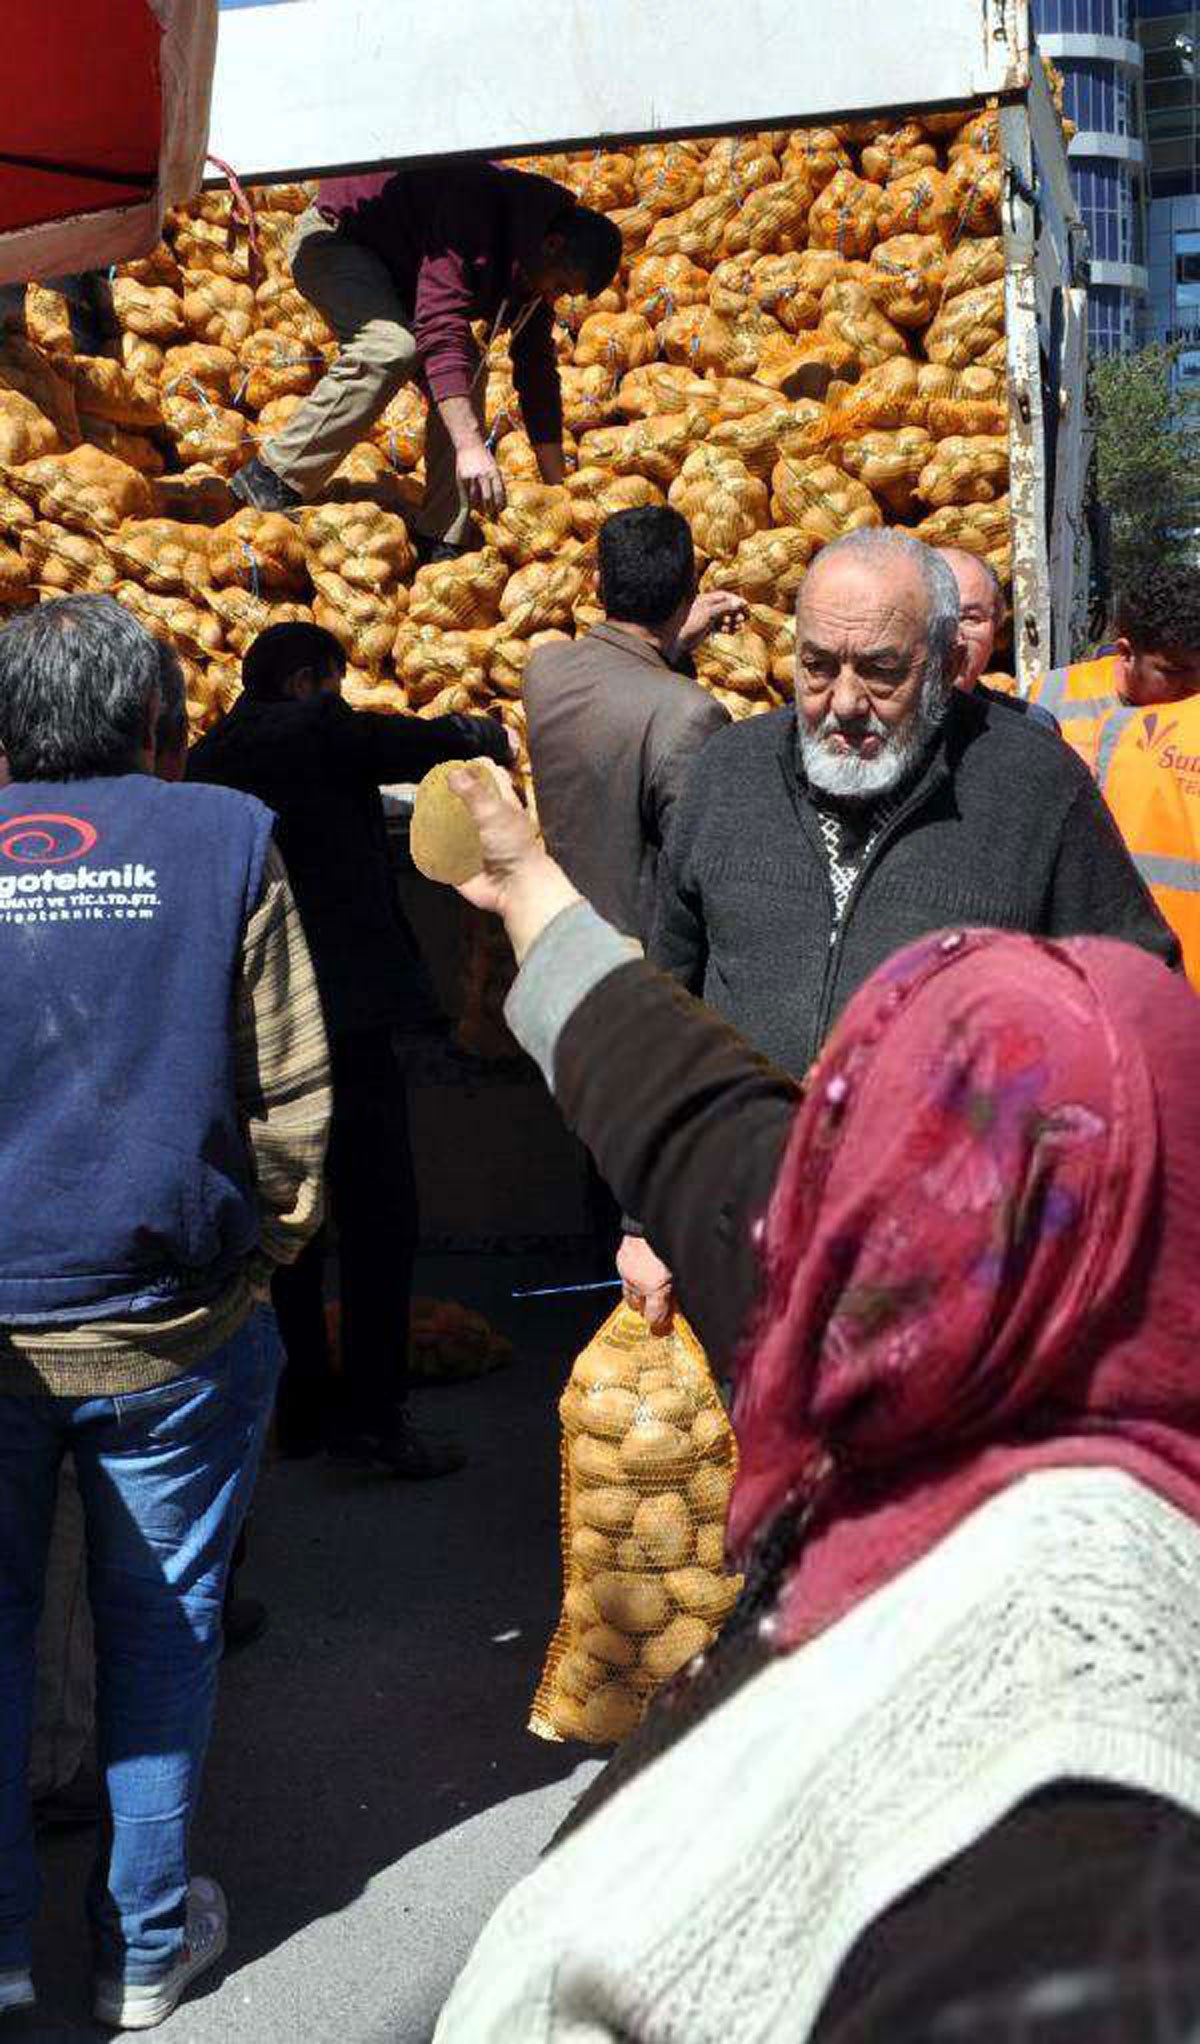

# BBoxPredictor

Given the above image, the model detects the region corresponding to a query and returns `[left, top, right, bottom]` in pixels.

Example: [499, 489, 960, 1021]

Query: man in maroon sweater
[232, 163, 621, 557]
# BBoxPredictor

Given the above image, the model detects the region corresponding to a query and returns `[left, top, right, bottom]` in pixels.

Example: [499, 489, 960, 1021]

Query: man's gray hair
[798, 528, 962, 688]
[0, 595, 161, 781]
[154, 637, 188, 760]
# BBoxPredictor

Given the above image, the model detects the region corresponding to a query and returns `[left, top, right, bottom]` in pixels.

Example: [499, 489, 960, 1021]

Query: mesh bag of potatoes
[0, 389, 64, 466]
[20, 526, 120, 598]
[312, 571, 405, 674]
[913, 495, 1012, 577]
[7, 447, 153, 537]
[531, 1304, 742, 1746]
[625, 251, 711, 327]
[566, 469, 665, 542]
[0, 544, 32, 608]
[408, 1298, 514, 1383]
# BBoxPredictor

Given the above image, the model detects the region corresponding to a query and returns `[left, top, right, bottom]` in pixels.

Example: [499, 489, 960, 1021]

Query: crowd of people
[2, 180, 1200, 2030]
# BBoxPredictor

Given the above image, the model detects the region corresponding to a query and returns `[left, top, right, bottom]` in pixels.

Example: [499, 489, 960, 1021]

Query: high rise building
[1033, 0, 1150, 352]
[1137, 2, 1200, 389]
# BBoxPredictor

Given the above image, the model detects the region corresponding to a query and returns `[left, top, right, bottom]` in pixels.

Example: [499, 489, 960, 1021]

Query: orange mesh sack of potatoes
[530, 1304, 742, 1747]
[408, 1297, 514, 1383]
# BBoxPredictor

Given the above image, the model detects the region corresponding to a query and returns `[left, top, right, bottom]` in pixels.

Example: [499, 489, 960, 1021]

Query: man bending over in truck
[231, 161, 621, 561]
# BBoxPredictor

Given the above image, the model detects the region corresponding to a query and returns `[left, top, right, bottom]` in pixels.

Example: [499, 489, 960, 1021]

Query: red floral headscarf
[728, 929, 1200, 1650]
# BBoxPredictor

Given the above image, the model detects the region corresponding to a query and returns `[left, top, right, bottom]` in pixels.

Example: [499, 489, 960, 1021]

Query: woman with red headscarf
[433, 765, 1200, 2044]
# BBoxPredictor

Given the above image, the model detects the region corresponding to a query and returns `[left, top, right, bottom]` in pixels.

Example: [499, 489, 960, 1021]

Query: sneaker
[93, 1877, 228, 2031]
[229, 456, 303, 515]
[0, 1970, 34, 2014]
[328, 1418, 466, 1480]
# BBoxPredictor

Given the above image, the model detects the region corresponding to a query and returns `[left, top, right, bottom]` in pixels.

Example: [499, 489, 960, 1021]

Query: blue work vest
[0, 775, 273, 1323]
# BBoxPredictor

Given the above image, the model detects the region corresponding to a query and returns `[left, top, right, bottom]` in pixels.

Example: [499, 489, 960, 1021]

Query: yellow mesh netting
[531, 1305, 742, 1746]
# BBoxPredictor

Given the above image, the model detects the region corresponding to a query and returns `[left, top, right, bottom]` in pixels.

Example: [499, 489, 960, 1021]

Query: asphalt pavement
[27, 1253, 606, 2043]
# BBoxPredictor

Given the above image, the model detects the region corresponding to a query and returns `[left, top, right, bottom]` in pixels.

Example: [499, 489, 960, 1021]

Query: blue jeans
[0, 1307, 281, 1982]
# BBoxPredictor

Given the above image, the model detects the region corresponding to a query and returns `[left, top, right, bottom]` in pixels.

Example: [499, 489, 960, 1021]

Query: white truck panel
[209, 0, 1030, 183]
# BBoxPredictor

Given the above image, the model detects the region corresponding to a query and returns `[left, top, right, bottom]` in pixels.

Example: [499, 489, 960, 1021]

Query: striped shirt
[814, 792, 901, 939]
[0, 844, 332, 1396]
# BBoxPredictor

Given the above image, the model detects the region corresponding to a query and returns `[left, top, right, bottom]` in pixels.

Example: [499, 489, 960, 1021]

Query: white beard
[798, 674, 952, 802]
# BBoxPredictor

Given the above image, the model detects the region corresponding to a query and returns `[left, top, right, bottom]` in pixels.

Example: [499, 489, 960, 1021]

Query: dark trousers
[272, 1027, 418, 1442]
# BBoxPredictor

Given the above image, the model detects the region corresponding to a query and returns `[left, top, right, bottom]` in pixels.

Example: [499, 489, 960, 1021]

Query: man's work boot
[229, 456, 304, 515]
[328, 1414, 466, 1480]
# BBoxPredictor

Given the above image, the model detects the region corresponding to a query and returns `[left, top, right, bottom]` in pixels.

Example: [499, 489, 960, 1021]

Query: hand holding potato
[446, 760, 582, 962]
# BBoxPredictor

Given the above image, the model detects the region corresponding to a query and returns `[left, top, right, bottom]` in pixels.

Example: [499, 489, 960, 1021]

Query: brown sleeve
[553, 960, 798, 1370]
[648, 693, 731, 845]
[234, 842, 333, 1272]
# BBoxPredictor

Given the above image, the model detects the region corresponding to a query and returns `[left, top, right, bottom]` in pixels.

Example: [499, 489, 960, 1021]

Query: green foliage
[1091, 346, 1200, 588]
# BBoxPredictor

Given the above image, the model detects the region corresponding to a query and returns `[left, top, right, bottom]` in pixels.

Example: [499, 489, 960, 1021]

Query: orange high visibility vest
[1026, 654, 1123, 774]
[1095, 696, 1200, 988]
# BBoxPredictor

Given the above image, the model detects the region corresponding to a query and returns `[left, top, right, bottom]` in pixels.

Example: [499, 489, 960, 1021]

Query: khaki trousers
[30, 1458, 94, 1799]
[262, 209, 486, 542]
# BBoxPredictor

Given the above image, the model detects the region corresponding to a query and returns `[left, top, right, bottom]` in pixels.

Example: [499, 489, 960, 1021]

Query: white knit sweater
[436, 1469, 1200, 2044]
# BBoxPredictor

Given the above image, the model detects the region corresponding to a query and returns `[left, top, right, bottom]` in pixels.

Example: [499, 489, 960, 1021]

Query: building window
[1062, 60, 1133, 133]
[1036, 0, 1126, 33]
[1140, 4, 1200, 196]
[1178, 231, 1200, 310]
[1090, 283, 1135, 353]
[1074, 160, 1136, 261]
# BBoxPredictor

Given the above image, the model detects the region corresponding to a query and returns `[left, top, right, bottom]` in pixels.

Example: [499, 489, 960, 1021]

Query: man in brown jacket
[523, 506, 743, 945]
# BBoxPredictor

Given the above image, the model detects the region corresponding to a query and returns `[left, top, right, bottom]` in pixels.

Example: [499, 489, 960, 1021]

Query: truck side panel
[1001, 60, 1090, 683]
[209, 0, 1030, 183]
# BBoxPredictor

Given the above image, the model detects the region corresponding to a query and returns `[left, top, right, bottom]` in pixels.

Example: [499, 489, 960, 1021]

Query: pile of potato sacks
[0, 101, 1030, 815]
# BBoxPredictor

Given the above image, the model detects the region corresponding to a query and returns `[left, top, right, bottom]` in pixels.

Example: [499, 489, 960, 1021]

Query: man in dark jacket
[524, 506, 742, 944]
[617, 529, 1179, 1327]
[230, 163, 621, 553]
[188, 622, 513, 1476]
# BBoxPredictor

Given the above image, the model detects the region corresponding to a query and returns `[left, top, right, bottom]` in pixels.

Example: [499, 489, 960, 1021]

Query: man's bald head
[937, 547, 1005, 691]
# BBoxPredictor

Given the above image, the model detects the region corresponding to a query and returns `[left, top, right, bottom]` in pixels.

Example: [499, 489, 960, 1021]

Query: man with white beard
[616, 528, 1178, 1331]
